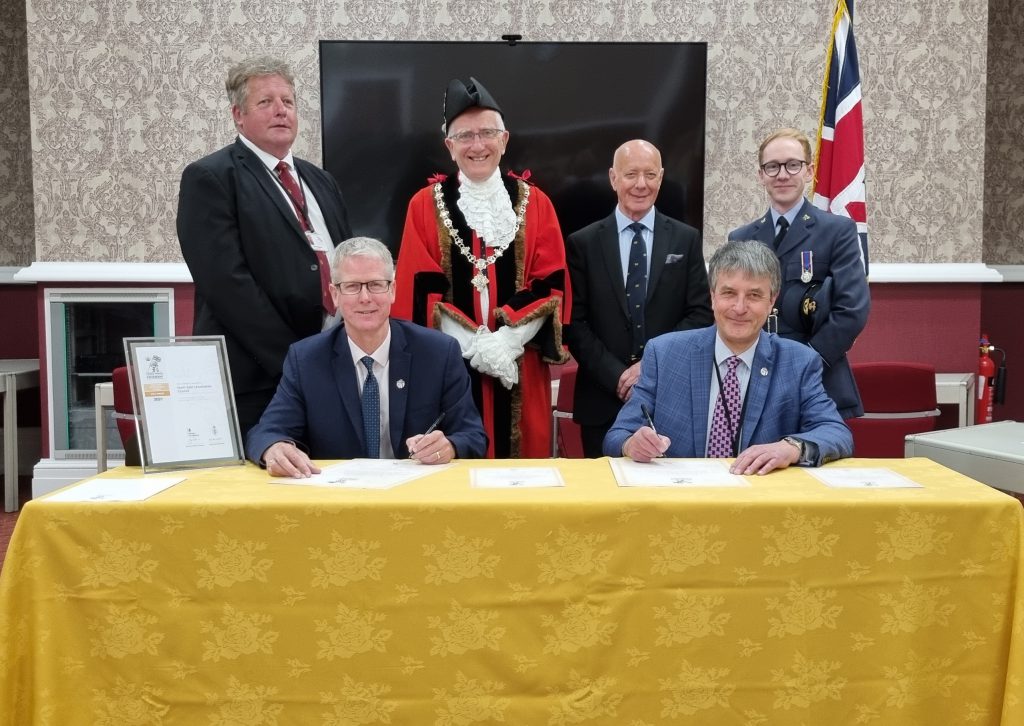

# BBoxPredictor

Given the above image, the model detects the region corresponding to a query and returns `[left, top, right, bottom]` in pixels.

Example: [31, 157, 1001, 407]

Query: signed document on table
[45, 477, 185, 502]
[610, 458, 748, 488]
[470, 467, 565, 489]
[808, 467, 923, 489]
[271, 459, 453, 489]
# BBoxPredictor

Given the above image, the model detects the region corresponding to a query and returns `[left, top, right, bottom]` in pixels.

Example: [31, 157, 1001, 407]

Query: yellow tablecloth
[1, 458, 1022, 724]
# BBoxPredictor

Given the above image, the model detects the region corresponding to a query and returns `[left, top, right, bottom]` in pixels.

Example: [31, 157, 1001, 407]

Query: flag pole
[812, 0, 846, 197]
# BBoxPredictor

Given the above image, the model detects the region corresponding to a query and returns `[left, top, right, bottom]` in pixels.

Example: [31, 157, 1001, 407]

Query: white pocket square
[665, 253, 684, 264]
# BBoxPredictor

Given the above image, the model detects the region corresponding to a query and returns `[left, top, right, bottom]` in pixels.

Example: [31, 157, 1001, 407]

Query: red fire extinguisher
[977, 335, 996, 424]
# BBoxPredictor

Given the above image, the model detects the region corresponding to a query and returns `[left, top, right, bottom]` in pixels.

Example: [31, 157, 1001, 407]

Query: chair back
[551, 363, 584, 458]
[111, 366, 141, 465]
[847, 361, 939, 458]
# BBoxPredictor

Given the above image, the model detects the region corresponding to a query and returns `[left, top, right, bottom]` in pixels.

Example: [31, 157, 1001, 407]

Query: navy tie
[360, 356, 380, 458]
[626, 222, 648, 359]
[773, 216, 789, 250]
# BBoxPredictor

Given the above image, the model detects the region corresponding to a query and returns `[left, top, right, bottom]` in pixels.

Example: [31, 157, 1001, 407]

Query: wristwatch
[782, 436, 805, 461]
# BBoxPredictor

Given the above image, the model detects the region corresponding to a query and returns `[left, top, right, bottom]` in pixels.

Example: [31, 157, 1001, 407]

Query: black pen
[640, 403, 657, 434]
[410, 412, 446, 457]
[423, 411, 445, 436]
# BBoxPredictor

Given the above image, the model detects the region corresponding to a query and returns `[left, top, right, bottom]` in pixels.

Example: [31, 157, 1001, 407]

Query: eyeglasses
[447, 128, 504, 144]
[760, 159, 809, 177]
[331, 280, 393, 295]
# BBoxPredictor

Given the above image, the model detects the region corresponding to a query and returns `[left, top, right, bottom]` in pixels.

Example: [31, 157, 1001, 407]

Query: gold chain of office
[434, 181, 530, 291]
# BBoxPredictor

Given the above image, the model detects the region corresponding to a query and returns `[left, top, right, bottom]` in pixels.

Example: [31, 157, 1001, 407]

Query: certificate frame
[123, 336, 245, 473]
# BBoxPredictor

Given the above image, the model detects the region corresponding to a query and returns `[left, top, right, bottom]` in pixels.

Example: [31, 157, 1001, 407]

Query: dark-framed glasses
[332, 280, 393, 295]
[760, 159, 809, 177]
[447, 128, 504, 144]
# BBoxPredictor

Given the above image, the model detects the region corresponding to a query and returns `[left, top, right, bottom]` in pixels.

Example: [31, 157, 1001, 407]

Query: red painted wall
[850, 281, 1023, 424]
[0, 284, 42, 427]
[851, 283, 981, 374]
[0, 285, 39, 358]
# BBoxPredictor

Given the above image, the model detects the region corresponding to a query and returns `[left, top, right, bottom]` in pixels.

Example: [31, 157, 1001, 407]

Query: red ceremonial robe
[394, 172, 570, 458]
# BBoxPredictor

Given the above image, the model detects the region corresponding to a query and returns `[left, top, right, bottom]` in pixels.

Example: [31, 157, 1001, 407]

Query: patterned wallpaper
[984, 0, 1024, 264]
[0, 0, 32, 268]
[5, 0, 1010, 266]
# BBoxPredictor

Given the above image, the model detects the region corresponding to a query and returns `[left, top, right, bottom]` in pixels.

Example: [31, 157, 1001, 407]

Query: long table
[1, 458, 1022, 724]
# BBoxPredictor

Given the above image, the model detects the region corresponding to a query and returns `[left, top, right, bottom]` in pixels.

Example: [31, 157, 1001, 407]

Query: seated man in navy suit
[247, 237, 487, 477]
[604, 239, 853, 475]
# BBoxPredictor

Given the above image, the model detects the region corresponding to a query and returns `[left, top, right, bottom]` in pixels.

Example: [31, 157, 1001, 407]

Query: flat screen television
[320, 41, 707, 255]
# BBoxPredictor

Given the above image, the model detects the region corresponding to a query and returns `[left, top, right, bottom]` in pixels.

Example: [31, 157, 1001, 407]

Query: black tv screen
[320, 41, 707, 254]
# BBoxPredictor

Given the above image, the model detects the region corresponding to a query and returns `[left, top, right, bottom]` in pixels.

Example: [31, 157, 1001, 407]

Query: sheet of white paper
[610, 458, 749, 487]
[470, 467, 565, 488]
[131, 344, 236, 462]
[272, 459, 451, 489]
[808, 467, 923, 489]
[46, 477, 184, 502]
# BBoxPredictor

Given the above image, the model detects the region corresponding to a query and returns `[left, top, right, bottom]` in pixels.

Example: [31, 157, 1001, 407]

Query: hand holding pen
[406, 412, 453, 465]
[624, 404, 671, 462]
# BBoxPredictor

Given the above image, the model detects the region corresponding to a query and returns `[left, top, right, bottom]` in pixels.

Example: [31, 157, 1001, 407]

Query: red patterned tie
[275, 161, 336, 316]
[707, 356, 742, 457]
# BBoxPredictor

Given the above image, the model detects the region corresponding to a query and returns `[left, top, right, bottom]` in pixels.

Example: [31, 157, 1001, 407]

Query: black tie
[626, 222, 648, 359]
[773, 216, 789, 250]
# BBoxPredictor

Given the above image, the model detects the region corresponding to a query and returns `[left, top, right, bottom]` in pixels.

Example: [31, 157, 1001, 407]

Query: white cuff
[493, 316, 544, 358]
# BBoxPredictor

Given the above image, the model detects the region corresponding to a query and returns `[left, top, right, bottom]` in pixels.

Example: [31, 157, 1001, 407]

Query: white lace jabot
[456, 169, 517, 248]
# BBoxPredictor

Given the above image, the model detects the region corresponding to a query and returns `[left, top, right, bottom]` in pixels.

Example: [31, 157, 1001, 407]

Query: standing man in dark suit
[247, 237, 487, 477]
[566, 139, 713, 457]
[177, 56, 352, 437]
[728, 128, 869, 419]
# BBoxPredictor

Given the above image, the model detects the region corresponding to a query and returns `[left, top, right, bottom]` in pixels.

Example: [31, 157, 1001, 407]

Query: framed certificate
[123, 336, 245, 473]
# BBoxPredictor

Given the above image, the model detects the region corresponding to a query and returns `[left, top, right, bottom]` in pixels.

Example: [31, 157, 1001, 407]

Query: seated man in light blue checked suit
[604, 239, 853, 475]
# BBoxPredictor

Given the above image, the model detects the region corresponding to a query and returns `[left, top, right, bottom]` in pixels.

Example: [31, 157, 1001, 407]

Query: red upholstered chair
[551, 363, 584, 458]
[111, 366, 141, 465]
[847, 362, 940, 458]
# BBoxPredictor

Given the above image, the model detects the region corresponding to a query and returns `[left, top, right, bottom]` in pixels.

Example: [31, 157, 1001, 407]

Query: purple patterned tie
[707, 356, 742, 457]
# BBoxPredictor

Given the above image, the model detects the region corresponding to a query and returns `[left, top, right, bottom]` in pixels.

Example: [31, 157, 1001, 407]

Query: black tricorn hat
[443, 77, 503, 133]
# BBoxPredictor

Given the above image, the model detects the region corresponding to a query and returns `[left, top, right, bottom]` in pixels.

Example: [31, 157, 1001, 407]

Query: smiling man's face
[444, 107, 508, 183]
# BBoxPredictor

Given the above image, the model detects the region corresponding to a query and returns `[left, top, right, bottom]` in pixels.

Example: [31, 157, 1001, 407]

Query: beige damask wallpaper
[984, 0, 1024, 264]
[0, 0, 32, 268]
[2, 0, 1018, 267]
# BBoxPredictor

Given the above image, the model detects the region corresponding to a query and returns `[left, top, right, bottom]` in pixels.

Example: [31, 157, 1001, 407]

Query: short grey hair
[708, 239, 781, 297]
[226, 56, 295, 109]
[331, 237, 395, 281]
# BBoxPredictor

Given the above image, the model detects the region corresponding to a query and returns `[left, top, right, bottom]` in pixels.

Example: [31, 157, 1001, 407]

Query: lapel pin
[760, 367, 768, 376]
[396, 379, 406, 389]
[802, 213, 811, 221]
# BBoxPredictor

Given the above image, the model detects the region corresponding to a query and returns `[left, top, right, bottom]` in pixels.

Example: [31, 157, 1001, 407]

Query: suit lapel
[598, 215, 630, 320]
[234, 140, 308, 241]
[751, 212, 775, 247]
[332, 328, 366, 453]
[646, 212, 670, 303]
[691, 329, 716, 455]
[294, 159, 346, 246]
[387, 321, 410, 456]
[740, 332, 775, 449]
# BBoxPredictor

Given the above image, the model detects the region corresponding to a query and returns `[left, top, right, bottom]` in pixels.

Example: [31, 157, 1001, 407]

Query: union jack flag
[812, 0, 869, 275]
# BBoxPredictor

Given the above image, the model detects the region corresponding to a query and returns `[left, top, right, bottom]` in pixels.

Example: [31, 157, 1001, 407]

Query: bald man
[565, 140, 713, 457]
